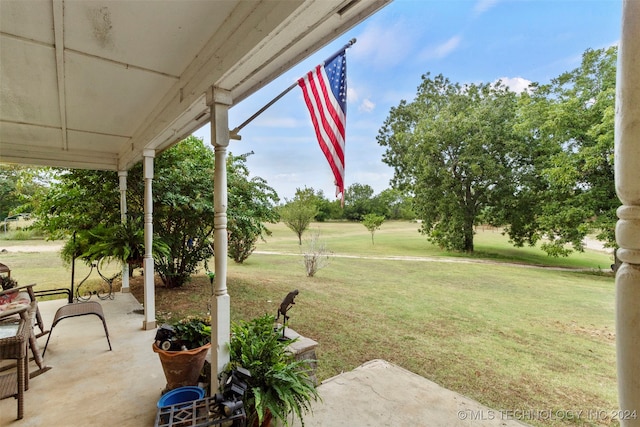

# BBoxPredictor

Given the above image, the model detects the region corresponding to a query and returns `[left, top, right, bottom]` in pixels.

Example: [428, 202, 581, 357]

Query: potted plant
[153, 315, 212, 393]
[221, 314, 320, 427]
[61, 221, 169, 271]
[1, 275, 18, 291]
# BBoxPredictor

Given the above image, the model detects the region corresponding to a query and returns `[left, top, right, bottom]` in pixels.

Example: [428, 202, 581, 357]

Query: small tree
[280, 197, 318, 245]
[302, 231, 330, 277]
[362, 214, 385, 245]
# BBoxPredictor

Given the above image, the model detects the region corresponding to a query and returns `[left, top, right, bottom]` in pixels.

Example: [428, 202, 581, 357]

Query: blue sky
[193, 0, 621, 203]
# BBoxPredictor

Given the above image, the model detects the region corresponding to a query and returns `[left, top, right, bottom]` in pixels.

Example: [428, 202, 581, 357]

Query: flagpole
[230, 38, 356, 139]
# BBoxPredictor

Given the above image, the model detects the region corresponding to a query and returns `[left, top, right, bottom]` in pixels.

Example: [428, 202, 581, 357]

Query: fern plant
[223, 314, 319, 427]
[61, 221, 169, 268]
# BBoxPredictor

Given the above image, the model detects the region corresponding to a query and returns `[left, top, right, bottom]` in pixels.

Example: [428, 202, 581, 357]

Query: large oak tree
[378, 74, 526, 252]
[377, 47, 616, 257]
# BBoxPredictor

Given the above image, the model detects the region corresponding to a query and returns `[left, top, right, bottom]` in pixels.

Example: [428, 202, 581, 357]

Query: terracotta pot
[153, 342, 211, 392]
[251, 409, 273, 427]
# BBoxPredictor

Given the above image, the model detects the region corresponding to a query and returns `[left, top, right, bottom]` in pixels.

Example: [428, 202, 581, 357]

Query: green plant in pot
[153, 315, 212, 393]
[1, 275, 18, 291]
[61, 221, 169, 271]
[221, 314, 320, 427]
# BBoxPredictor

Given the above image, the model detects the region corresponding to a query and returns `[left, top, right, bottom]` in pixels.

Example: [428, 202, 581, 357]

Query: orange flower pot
[153, 342, 211, 393]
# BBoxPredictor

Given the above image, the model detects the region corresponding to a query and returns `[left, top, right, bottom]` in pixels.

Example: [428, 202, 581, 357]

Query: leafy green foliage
[0, 165, 53, 220]
[33, 136, 279, 285]
[378, 74, 523, 252]
[296, 187, 342, 222]
[343, 183, 374, 221]
[225, 314, 319, 426]
[377, 47, 617, 256]
[280, 190, 319, 245]
[516, 46, 617, 255]
[372, 188, 415, 220]
[171, 315, 211, 350]
[60, 221, 169, 270]
[135, 137, 217, 286]
[34, 169, 122, 238]
[361, 213, 385, 245]
[0, 275, 18, 291]
[227, 153, 280, 263]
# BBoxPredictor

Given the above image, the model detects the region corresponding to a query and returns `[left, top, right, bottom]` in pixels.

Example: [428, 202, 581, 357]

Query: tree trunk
[463, 216, 474, 252]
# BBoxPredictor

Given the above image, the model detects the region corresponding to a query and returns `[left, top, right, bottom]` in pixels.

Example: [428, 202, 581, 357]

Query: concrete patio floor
[1, 293, 529, 426]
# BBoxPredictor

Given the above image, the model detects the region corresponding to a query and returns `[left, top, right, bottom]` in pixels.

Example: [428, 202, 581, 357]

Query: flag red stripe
[299, 74, 344, 190]
[298, 67, 345, 191]
[314, 67, 346, 141]
[314, 68, 346, 165]
[297, 52, 347, 203]
[305, 68, 345, 177]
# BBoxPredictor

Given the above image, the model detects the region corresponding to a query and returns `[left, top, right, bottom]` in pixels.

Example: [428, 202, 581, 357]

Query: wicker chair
[0, 305, 31, 420]
[0, 284, 49, 375]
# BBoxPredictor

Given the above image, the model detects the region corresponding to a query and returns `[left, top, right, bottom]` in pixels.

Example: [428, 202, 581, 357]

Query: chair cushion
[0, 291, 30, 315]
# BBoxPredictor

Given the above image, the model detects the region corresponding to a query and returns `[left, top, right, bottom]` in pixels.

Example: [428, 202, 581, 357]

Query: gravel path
[0, 242, 64, 252]
[2, 239, 612, 271]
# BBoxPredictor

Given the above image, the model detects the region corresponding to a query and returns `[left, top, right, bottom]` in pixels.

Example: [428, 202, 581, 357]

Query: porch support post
[118, 170, 130, 293]
[208, 87, 232, 392]
[615, 1, 640, 424]
[142, 149, 156, 330]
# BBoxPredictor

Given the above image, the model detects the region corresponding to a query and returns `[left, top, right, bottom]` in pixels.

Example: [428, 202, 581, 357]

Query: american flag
[298, 50, 347, 206]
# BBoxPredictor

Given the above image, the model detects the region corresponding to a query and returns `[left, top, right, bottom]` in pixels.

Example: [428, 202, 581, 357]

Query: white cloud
[359, 98, 376, 113]
[419, 35, 462, 61]
[352, 19, 417, 69]
[274, 172, 301, 180]
[347, 87, 359, 103]
[495, 76, 533, 94]
[474, 0, 500, 16]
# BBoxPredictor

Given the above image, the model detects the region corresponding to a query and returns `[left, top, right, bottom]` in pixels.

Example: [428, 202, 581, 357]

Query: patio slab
[0, 293, 165, 426]
[292, 359, 530, 427]
[1, 293, 530, 427]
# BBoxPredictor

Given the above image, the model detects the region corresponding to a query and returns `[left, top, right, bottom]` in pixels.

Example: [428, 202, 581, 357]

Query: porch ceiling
[0, 0, 390, 171]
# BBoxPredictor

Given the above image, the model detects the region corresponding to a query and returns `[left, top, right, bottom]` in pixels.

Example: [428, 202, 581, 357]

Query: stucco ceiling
[0, 0, 390, 171]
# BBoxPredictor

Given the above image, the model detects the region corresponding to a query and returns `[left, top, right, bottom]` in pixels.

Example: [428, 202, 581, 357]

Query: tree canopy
[33, 136, 279, 286]
[515, 46, 617, 255]
[376, 46, 617, 256]
[280, 188, 319, 245]
[362, 213, 385, 245]
[378, 74, 524, 252]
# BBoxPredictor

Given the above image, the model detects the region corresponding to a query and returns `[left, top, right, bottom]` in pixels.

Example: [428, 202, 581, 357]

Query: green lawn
[234, 222, 617, 426]
[256, 221, 614, 270]
[225, 259, 615, 427]
[0, 222, 618, 426]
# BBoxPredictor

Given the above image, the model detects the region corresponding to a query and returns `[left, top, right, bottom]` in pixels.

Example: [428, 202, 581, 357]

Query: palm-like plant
[223, 314, 319, 427]
[61, 220, 169, 269]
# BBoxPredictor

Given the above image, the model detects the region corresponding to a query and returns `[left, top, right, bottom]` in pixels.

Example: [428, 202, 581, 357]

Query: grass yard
[1, 221, 617, 426]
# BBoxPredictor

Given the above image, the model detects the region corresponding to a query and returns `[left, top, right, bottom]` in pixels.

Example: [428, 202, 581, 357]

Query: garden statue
[276, 289, 299, 339]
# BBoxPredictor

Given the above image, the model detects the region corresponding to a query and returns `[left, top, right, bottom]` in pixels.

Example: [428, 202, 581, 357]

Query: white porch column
[142, 149, 156, 330]
[209, 87, 232, 392]
[118, 170, 130, 293]
[615, 1, 640, 424]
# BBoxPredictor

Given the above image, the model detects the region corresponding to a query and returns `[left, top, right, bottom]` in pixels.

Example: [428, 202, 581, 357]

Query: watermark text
[456, 408, 638, 422]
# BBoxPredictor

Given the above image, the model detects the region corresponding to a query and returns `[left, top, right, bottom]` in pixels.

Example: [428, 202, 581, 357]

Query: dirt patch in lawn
[128, 274, 212, 321]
